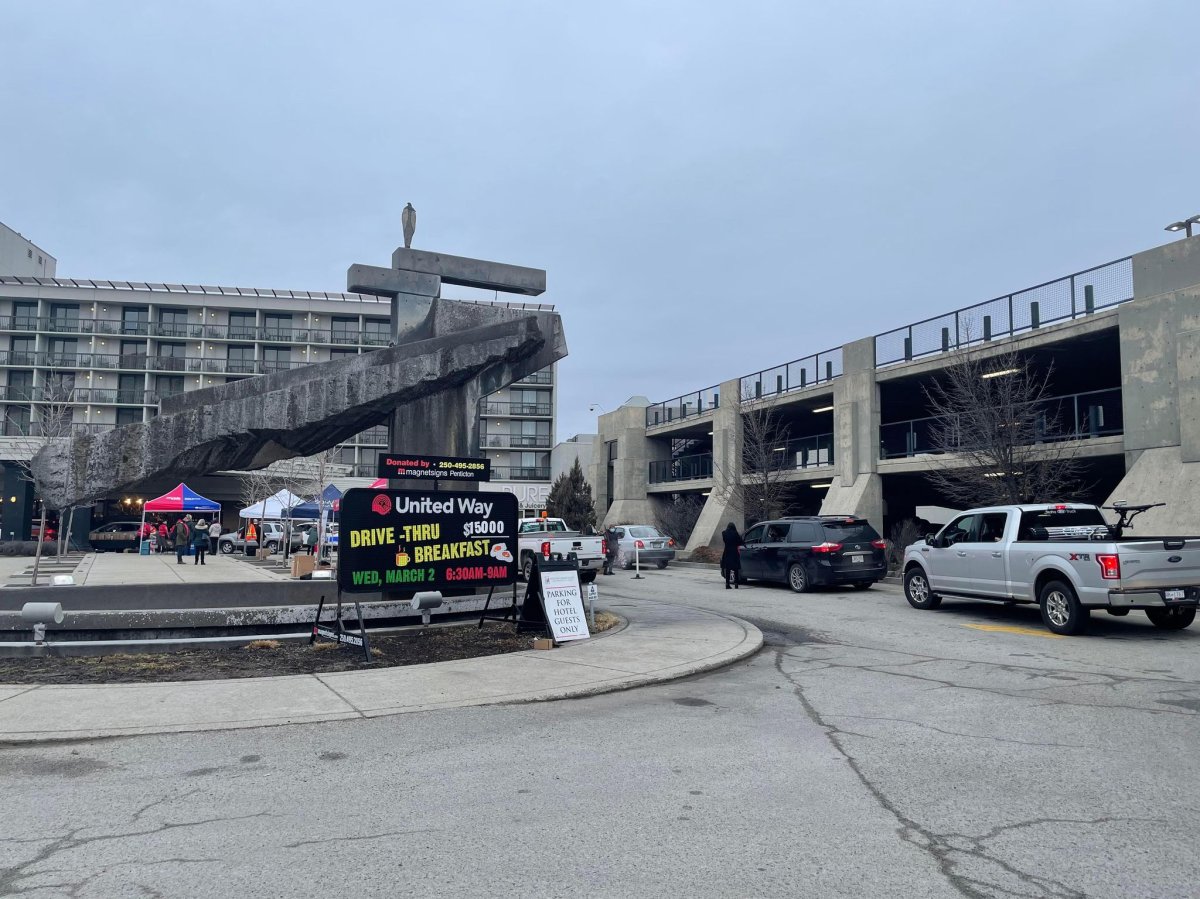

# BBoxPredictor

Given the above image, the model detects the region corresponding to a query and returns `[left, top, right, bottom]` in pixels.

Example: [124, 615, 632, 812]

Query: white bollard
[633, 541, 643, 579]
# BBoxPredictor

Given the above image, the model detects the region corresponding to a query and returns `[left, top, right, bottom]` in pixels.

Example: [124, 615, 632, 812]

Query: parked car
[902, 502, 1200, 635]
[88, 521, 143, 552]
[611, 525, 676, 569]
[739, 516, 887, 592]
[516, 517, 605, 583]
[217, 521, 305, 554]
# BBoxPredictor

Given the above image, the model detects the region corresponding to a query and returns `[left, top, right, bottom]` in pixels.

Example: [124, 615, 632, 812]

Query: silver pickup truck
[902, 502, 1200, 634]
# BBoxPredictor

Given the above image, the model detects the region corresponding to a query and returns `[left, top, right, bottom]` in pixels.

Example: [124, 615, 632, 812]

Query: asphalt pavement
[1, 566, 1198, 897]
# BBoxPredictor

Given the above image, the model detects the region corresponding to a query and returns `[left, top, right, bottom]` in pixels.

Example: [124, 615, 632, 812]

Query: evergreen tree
[546, 458, 597, 532]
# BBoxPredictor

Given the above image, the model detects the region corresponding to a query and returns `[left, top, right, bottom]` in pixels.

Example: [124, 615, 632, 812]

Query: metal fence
[774, 433, 836, 470]
[740, 347, 843, 401]
[648, 452, 714, 484]
[879, 387, 1124, 459]
[874, 257, 1134, 367]
[646, 386, 721, 428]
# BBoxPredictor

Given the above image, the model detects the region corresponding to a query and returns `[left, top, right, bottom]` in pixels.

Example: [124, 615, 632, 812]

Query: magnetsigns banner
[338, 488, 518, 592]
[376, 453, 491, 483]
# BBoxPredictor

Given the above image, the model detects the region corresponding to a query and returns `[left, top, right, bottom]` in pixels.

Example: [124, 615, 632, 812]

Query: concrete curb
[0, 598, 762, 743]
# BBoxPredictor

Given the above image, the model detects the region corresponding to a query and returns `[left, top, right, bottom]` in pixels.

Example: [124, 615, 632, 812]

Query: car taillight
[541, 541, 551, 558]
[1096, 554, 1120, 580]
[635, 539, 645, 549]
[871, 539, 887, 550]
[668, 538, 675, 547]
[812, 542, 842, 554]
[601, 539, 607, 555]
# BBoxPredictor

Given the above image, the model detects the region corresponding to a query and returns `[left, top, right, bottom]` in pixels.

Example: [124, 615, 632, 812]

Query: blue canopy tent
[288, 484, 342, 520]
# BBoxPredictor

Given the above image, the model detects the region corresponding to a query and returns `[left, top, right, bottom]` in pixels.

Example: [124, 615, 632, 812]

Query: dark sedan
[88, 521, 144, 552]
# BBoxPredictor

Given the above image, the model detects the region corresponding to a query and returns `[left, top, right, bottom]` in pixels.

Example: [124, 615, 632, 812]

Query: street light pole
[1165, 215, 1200, 239]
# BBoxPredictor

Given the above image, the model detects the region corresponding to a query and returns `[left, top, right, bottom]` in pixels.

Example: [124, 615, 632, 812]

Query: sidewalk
[78, 549, 292, 586]
[0, 597, 761, 743]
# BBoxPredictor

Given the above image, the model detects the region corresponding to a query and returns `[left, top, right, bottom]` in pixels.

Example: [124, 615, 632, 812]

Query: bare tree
[7, 368, 84, 585]
[712, 390, 794, 526]
[923, 345, 1085, 507]
[654, 494, 705, 546]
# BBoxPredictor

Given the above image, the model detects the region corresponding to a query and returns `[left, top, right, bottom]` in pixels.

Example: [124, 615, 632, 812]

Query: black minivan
[739, 516, 887, 592]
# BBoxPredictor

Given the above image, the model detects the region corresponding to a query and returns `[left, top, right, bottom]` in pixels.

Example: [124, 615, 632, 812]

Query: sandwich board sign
[537, 566, 590, 643]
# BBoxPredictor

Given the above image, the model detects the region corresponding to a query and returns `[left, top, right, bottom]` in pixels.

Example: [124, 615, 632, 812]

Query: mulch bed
[0, 626, 537, 685]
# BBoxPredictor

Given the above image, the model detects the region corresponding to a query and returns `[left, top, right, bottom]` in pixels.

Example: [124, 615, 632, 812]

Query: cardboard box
[291, 554, 316, 578]
[533, 638, 555, 651]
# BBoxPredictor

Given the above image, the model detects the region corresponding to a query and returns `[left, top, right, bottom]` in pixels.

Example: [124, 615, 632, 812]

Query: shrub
[0, 541, 59, 557]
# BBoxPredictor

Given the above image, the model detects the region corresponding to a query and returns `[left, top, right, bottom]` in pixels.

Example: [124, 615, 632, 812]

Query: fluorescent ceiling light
[810, 482, 833, 489]
[981, 367, 1020, 379]
[984, 471, 1021, 478]
[811, 405, 834, 413]
[773, 446, 787, 452]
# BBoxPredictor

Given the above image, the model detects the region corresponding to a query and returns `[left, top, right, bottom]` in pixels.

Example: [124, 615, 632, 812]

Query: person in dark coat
[721, 522, 744, 590]
[603, 526, 619, 575]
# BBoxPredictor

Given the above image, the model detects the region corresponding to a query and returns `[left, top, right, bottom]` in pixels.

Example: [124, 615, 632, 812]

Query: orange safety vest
[246, 522, 257, 541]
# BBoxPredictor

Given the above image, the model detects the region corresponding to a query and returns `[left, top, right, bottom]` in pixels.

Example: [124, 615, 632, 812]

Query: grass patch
[244, 639, 282, 651]
[591, 611, 621, 633]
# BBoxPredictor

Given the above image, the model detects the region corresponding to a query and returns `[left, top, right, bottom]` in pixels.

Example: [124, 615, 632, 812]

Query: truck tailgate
[1117, 539, 1200, 590]
[553, 536, 603, 558]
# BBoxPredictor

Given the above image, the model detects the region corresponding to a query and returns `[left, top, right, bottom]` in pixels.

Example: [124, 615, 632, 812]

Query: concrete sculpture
[32, 247, 562, 510]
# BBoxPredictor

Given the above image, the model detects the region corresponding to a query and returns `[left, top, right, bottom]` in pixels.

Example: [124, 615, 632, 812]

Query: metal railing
[353, 427, 389, 445]
[646, 385, 720, 428]
[740, 347, 843, 402]
[879, 387, 1124, 459]
[648, 452, 714, 484]
[515, 371, 553, 385]
[874, 257, 1134, 367]
[482, 434, 552, 449]
[773, 433, 835, 470]
[491, 466, 551, 481]
[481, 401, 553, 417]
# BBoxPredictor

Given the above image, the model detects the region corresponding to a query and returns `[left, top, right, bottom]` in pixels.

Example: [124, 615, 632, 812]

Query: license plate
[1166, 589, 1185, 601]
[850, 554, 865, 564]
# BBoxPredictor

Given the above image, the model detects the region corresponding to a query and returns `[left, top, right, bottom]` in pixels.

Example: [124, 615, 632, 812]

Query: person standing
[207, 519, 222, 555]
[156, 520, 169, 553]
[603, 525, 619, 575]
[173, 517, 190, 565]
[192, 518, 209, 565]
[721, 522, 744, 590]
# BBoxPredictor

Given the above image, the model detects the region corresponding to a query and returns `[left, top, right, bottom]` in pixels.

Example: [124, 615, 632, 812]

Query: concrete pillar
[685, 378, 744, 554]
[593, 402, 669, 527]
[819, 336, 883, 529]
[1105, 234, 1200, 534]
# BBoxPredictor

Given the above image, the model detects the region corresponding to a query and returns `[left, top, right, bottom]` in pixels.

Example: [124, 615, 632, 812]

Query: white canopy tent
[239, 489, 307, 520]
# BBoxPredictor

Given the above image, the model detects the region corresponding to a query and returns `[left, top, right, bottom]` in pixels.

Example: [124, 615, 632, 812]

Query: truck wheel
[904, 567, 941, 609]
[1146, 607, 1196, 630]
[521, 554, 535, 581]
[787, 563, 810, 594]
[220, 542, 234, 554]
[1039, 580, 1089, 635]
[580, 570, 597, 584]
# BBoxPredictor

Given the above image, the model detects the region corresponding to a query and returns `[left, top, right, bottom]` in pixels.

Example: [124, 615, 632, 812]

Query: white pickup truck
[516, 517, 605, 583]
[902, 502, 1200, 635]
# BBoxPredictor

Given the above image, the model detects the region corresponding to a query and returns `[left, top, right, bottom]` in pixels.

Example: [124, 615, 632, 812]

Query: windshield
[1017, 507, 1107, 539]
[821, 521, 881, 543]
[627, 526, 662, 539]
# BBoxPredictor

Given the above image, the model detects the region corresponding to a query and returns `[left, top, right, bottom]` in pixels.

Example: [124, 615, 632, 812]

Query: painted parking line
[962, 623, 1064, 639]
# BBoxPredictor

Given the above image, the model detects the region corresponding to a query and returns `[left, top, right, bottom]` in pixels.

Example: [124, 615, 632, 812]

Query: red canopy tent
[139, 484, 222, 543]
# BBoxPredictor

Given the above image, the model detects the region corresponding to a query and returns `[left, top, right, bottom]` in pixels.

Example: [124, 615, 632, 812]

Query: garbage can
[140, 539, 151, 555]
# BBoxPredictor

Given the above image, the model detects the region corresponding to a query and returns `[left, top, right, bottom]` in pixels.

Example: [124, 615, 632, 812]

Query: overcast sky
[3, 1, 1197, 441]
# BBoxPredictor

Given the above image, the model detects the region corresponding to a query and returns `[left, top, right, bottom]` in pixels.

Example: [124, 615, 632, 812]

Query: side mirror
[925, 533, 941, 548]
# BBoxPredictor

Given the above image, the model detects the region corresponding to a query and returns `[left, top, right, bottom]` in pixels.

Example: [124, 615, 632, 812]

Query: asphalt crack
[771, 646, 1111, 899]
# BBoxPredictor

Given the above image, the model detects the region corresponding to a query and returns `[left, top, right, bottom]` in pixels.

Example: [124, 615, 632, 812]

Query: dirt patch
[0, 612, 625, 685]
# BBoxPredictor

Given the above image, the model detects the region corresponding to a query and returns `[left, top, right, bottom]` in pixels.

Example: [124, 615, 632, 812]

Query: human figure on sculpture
[721, 522, 744, 590]
[173, 517, 191, 565]
[191, 518, 209, 565]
